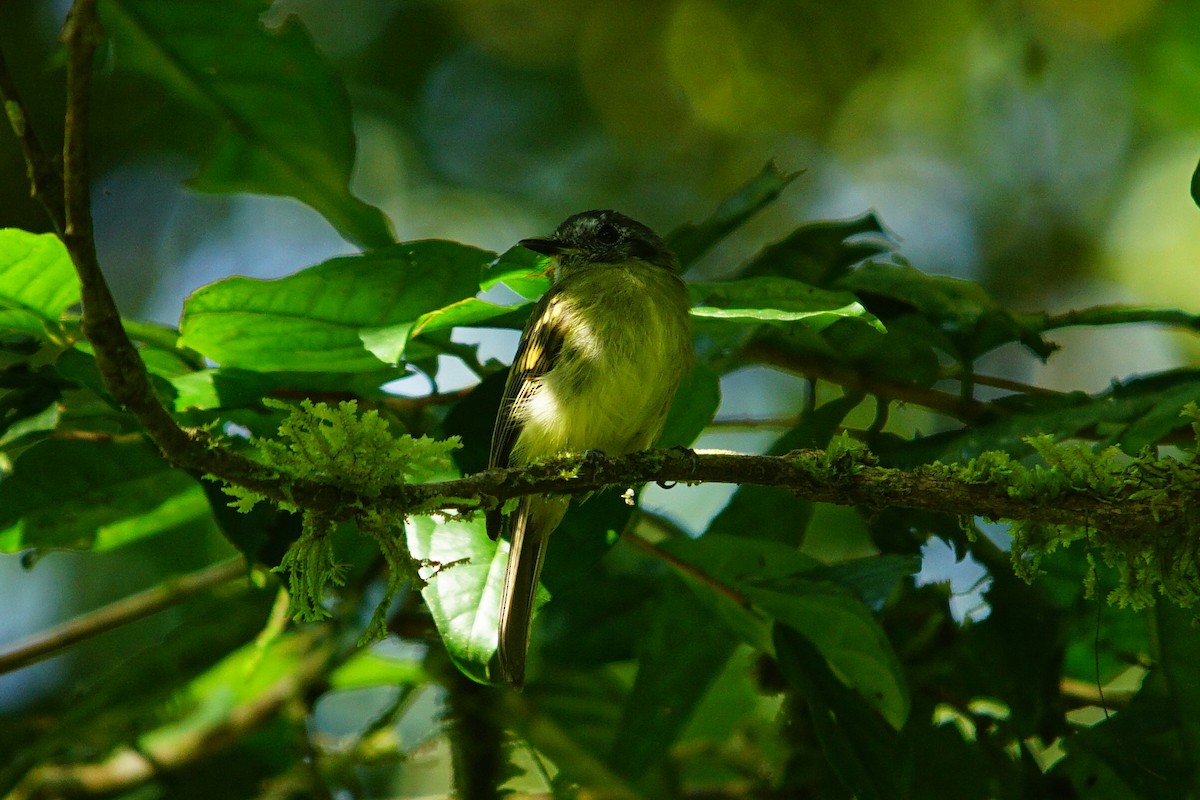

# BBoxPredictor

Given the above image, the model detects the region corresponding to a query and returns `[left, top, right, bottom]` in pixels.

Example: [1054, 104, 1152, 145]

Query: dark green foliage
[4, 6, 1200, 799]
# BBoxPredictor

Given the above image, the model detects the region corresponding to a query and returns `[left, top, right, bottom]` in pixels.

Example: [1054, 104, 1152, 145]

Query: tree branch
[742, 341, 994, 423]
[0, 558, 248, 677]
[384, 447, 1182, 540]
[47, 1, 300, 503]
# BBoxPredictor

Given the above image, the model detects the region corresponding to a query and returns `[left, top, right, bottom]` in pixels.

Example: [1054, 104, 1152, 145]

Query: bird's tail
[497, 495, 566, 688]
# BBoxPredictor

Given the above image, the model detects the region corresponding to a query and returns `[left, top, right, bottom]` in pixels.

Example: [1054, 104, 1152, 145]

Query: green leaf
[1192, 155, 1200, 210]
[609, 575, 737, 780]
[0, 439, 212, 554]
[99, 0, 393, 249]
[689, 277, 885, 332]
[405, 514, 507, 682]
[1156, 602, 1200, 796]
[661, 535, 909, 729]
[838, 260, 1054, 360]
[178, 240, 491, 371]
[667, 161, 801, 267]
[482, 246, 553, 299]
[167, 366, 404, 411]
[0, 229, 79, 335]
[329, 650, 427, 691]
[656, 362, 721, 449]
[743, 580, 909, 729]
[774, 625, 911, 800]
[740, 212, 893, 285]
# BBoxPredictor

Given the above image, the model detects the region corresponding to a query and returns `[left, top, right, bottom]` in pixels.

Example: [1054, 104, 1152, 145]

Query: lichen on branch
[224, 399, 459, 639]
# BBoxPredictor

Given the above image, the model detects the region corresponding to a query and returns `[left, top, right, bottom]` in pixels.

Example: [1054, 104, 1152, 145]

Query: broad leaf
[406, 514, 507, 682]
[609, 575, 737, 780]
[839, 260, 1054, 361]
[100, 0, 393, 249]
[667, 161, 801, 267]
[740, 212, 893, 285]
[662, 535, 909, 729]
[0, 229, 79, 336]
[0, 439, 211, 553]
[774, 626, 912, 800]
[178, 241, 491, 371]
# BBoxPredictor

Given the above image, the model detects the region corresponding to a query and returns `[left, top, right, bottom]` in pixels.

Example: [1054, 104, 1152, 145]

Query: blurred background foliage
[2, 0, 1200, 796]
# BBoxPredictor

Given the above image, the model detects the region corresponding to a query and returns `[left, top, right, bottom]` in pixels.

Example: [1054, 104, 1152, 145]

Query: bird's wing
[487, 287, 569, 539]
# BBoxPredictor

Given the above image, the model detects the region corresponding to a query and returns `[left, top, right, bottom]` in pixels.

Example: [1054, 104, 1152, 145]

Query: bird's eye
[596, 223, 621, 246]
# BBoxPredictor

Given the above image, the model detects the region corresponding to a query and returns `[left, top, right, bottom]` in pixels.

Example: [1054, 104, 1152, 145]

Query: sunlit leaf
[328, 650, 428, 690]
[0, 229, 79, 336]
[689, 277, 885, 332]
[178, 241, 491, 371]
[406, 514, 507, 683]
[100, 0, 394, 249]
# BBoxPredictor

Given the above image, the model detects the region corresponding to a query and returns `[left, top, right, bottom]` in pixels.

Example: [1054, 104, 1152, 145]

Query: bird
[487, 209, 694, 688]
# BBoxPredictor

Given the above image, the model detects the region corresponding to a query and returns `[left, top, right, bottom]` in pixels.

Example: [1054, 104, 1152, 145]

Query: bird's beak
[519, 237, 563, 256]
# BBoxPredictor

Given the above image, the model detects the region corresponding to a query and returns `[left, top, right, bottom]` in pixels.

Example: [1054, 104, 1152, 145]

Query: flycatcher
[487, 210, 693, 688]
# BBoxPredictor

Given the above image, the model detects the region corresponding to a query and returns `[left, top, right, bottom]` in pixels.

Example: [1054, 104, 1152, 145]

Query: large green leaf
[838, 260, 1054, 361]
[740, 212, 893, 285]
[166, 366, 405, 411]
[661, 535, 909, 729]
[609, 575, 737, 780]
[405, 514, 507, 683]
[0, 439, 212, 554]
[0, 229, 79, 337]
[666, 161, 801, 267]
[743, 580, 909, 729]
[774, 625, 912, 800]
[178, 241, 491, 371]
[99, 0, 393, 249]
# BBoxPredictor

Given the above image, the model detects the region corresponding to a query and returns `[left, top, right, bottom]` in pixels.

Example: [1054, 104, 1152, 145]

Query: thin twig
[743, 341, 993, 422]
[0, 47, 66, 234]
[0, 558, 248, 676]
